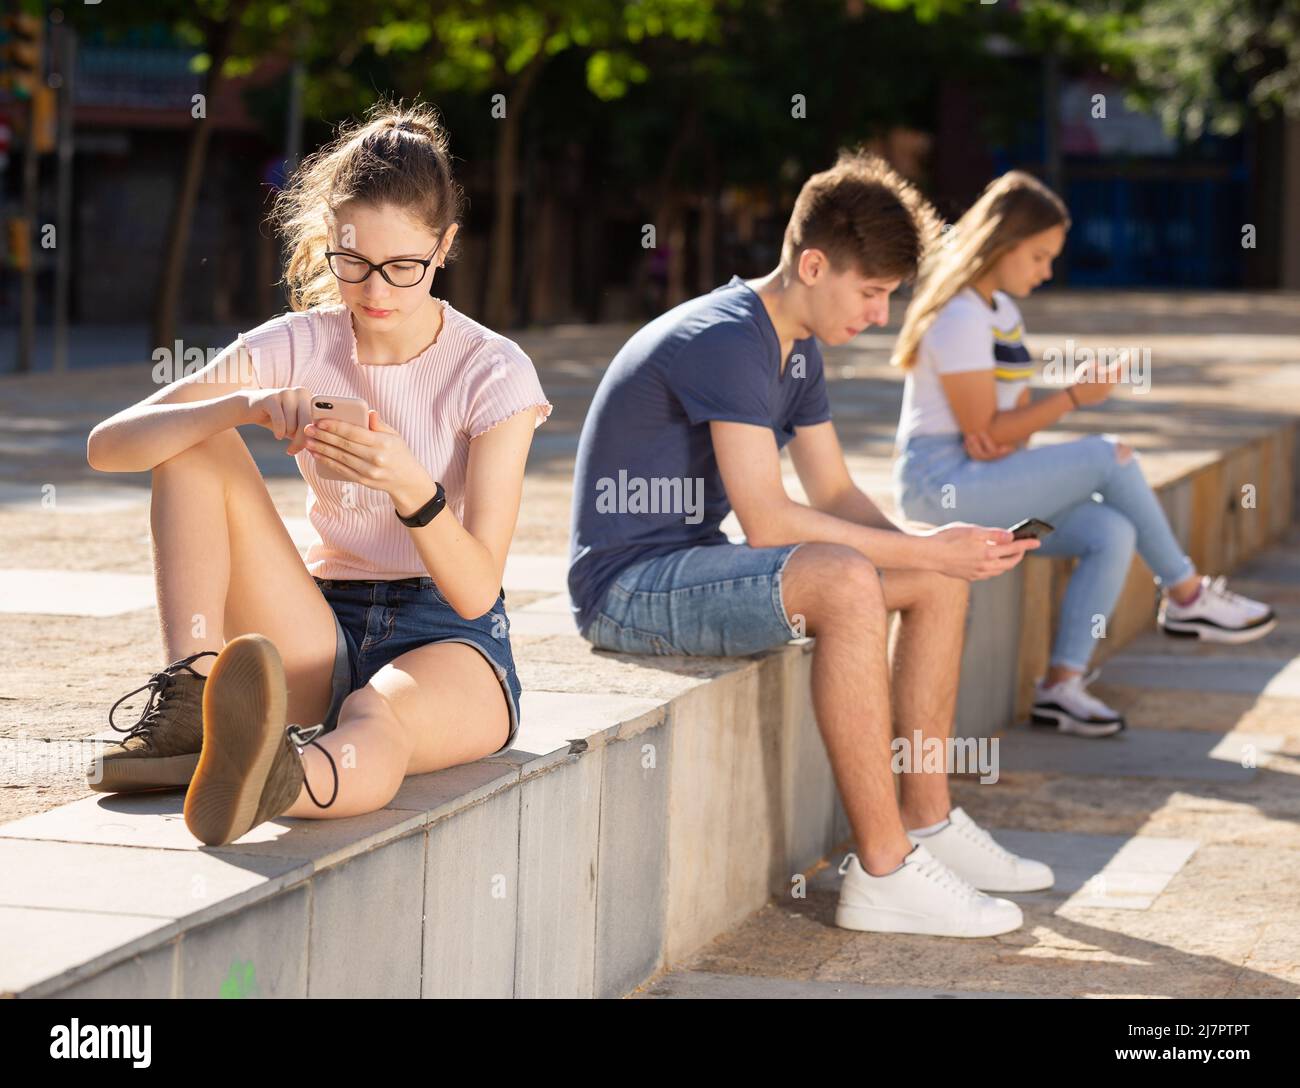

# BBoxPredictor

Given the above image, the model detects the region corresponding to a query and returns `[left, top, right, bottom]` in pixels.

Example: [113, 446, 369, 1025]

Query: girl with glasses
[86, 101, 552, 844]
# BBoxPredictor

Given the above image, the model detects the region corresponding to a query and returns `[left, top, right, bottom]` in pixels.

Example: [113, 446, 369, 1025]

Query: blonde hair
[270, 99, 465, 311]
[782, 148, 942, 282]
[891, 171, 1070, 370]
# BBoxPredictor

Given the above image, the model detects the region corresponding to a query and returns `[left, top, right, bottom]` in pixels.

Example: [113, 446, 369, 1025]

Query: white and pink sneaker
[1158, 575, 1276, 644]
[1032, 671, 1125, 737]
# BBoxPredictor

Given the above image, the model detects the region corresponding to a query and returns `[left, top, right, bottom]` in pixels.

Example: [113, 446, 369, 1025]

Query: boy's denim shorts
[311, 576, 521, 756]
[580, 542, 805, 657]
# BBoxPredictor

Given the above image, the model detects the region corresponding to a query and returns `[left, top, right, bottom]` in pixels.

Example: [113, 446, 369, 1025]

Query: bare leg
[149, 426, 338, 730]
[285, 641, 510, 819]
[781, 542, 911, 876]
[879, 569, 969, 831]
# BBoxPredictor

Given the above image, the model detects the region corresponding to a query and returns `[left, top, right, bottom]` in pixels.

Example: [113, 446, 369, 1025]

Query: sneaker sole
[1031, 708, 1124, 737]
[834, 902, 1022, 938]
[89, 752, 199, 793]
[1159, 616, 1277, 645]
[183, 634, 288, 847]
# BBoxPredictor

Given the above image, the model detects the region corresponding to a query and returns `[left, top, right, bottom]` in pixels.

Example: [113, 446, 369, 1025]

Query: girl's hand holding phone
[302, 410, 433, 504]
[242, 387, 317, 454]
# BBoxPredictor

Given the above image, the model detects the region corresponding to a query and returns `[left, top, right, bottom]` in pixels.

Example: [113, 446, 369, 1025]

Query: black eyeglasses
[324, 245, 440, 288]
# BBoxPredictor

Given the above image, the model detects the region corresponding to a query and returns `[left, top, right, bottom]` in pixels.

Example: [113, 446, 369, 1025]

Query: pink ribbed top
[238, 300, 552, 579]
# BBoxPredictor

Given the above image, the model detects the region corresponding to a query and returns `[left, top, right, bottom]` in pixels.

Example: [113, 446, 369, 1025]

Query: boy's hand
[920, 522, 1040, 582]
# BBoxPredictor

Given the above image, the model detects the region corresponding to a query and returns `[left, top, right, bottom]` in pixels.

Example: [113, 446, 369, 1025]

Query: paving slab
[503, 554, 569, 594]
[506, 606, 581, 637]
[0, 568, 156, 616]
[637, 970, 1040, 999]
[984, 830, 1199, 910]
[1098, 654, 1300, 697]
[0, 481, 151, 512]
[995, 724, 1277, 781]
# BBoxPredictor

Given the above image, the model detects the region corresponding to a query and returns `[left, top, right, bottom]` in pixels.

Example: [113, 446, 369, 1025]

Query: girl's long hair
[891, 171, 1070, 370]
[270, 99, 465, 311]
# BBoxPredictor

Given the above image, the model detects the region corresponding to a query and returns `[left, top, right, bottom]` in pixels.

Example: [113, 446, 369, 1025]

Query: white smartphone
[309, 394, 369, 481]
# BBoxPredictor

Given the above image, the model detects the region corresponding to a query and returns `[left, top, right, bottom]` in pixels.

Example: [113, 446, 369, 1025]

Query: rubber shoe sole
[834, 900, 1022, 938]
[183, 634, 288, 847]
[1031, 706, 1125, 737]
[90, 752, 199, 793]
[1159, 615, 1277, 645]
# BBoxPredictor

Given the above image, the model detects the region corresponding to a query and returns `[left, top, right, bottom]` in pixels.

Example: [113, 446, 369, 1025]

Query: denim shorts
[312, 576, 522, 756]
[580, 542, 805, 657]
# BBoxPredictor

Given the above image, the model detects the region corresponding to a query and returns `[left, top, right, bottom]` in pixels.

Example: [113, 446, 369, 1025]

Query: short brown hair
[781, 148, 940, 282]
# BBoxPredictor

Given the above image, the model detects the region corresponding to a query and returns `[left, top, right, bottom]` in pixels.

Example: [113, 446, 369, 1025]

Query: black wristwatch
[395, 481, 446, 527]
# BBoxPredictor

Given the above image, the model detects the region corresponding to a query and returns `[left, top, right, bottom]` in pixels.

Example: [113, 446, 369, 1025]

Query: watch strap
[396, 481, 446, 527]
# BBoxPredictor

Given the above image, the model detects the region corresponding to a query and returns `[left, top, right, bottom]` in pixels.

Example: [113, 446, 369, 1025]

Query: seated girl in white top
[891, 170, 1274, 737]
[87, 102, 552, 844]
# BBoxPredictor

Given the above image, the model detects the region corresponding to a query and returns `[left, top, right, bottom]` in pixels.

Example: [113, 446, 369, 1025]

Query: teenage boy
[568, 150, 1048, 938]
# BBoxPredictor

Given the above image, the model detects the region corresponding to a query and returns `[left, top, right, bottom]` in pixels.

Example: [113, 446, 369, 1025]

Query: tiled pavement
[637, 530, 1300, 998]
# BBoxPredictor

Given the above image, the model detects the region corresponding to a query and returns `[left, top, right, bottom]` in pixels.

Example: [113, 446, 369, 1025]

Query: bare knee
[1115, 442, 1133, 464]
[338, 688, 413, 757]
[784, 542, 885, 632]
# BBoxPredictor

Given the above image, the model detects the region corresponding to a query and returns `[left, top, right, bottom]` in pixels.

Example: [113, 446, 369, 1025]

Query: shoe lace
[108, 650, 219, 742]
[286, 723, 339, 809]
[1205, 575, 1249, 607]
[1047, 671, 1116, 718]
[950, 815, 1017, 864]
[1040, 665, 1112, 717]
[840, 850, 983, 902]
[913, 852, 983, 903]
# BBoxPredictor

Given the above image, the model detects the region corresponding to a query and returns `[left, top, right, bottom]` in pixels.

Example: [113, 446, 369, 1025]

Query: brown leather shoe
[183, 633, 338, 847]
[89, 650, 220, 793]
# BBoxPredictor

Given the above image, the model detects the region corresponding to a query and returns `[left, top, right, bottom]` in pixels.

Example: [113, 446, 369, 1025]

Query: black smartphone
[1009, 517, 1055, 541]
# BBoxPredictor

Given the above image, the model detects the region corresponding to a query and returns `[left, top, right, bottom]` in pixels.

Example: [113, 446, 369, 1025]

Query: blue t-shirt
[567, 275, 832, 632]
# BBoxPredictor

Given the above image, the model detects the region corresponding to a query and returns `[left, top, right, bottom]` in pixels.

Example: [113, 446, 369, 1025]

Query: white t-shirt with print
[895, 287, 1033, 449]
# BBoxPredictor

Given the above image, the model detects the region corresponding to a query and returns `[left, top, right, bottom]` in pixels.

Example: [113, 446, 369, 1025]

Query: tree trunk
[484, 49, 547, 330]
[150, 9, 244, 354]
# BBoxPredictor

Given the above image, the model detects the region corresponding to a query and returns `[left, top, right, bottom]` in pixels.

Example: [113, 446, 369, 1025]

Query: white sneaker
[908, 806, 1054, 892]
[1032, 671, 1125, 737]
[1159, 575, 1276, 644]
[834, 843, 1024, 938]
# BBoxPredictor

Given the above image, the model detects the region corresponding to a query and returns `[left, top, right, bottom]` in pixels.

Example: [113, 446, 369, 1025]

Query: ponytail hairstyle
[270, 99, 465, 311]
[891, 171, 1070, 370]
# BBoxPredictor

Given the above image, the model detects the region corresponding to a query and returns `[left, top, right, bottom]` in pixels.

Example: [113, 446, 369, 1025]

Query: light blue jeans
[894, 433, 1196, 671]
